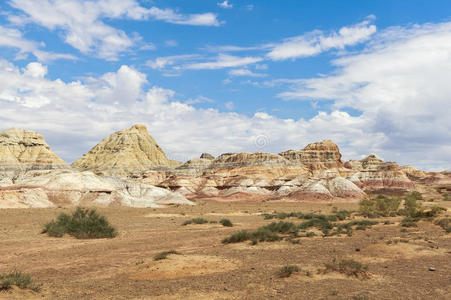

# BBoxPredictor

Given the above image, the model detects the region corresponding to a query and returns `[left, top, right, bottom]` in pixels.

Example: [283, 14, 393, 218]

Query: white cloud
[8, 0, 220, 60]
[0, 58, 378, 166]
[278, 21, 451, 170]
[145, 6, 220, 26]
[267, 18, 376, 60]
[165, 40, 178, 47]
[2, 16, 451, 172]
[146, 54, 200, 71]
[224, 101, 235, 110]
[184, 54, 262, 70]
[185, 96, 214, 105]
[228, 68, 266, 77]
[218, 1, 233, 9]
[0, 25, 76, 61]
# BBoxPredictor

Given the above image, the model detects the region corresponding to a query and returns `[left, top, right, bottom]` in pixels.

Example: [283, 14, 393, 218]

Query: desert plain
[1, 199, 450, 300]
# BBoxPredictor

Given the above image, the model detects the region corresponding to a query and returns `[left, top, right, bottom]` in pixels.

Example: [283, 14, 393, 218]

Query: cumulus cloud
[0, 58, 382, 166]
[278, 21, 451, 170]
[8, 0, 220, 60]
[267, 18, 376, 60]
[1, 20, 450, 170]
[0, 25, 76, 61]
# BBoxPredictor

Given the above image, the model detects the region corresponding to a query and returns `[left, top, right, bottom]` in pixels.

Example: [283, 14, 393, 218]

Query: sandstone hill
[0, 128, 67, 171]
[0, 126, 191, 208]
[1, 125, 449, 207]
[72, 124, 180, 173]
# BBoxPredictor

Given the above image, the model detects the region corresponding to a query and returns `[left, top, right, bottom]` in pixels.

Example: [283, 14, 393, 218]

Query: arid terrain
[1, 198, 450, 300]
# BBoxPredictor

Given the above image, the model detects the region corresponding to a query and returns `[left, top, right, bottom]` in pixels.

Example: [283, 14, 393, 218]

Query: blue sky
[0, 0, 450, 171]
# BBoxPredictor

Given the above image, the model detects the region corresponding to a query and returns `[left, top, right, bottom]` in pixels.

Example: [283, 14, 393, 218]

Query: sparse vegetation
[182, 218, 209, 225]
[219, 218, 233, 227]
[0, 270, 41, 292]
[401, 217, 418, 227]
[42, 207, 117, 239]
[359, 195, 401, 217]
[276, 265, 299, 278]
[434, 218, 451, 233]
[263, 210, 352, 221]
[321, 259, 369, 279]
[153, 250, 180, 261]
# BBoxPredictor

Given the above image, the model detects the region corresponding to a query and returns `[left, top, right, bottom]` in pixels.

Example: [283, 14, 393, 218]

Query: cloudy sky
[0, 0, 450, 171]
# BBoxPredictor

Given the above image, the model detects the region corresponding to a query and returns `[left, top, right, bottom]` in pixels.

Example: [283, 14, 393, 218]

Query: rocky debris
[0, 128, 67, 173]
[72, 124, 173, 172]
[0, 169, 193, 208]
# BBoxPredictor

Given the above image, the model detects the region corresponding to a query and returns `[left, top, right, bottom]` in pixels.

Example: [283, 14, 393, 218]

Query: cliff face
[72, 125, 173, 172]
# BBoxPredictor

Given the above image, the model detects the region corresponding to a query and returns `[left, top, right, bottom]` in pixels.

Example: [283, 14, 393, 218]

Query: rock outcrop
[2, 125, 442, 207]
[0, 128, 67, 172]
[72, 125, 173, 173]
[0, 169, 193, 208]
[348, 162, 415, 191]
[280, 140, 344, 175]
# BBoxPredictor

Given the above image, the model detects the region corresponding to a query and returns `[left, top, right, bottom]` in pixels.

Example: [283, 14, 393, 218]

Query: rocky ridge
[2, 125, 449, 207]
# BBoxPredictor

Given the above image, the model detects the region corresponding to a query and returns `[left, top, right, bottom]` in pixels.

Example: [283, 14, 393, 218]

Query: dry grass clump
[320, 259, 369, 279]
[153, 250, 180, 261]
[219, 218, 233, 227]
[0, 270, 41, 292]
[276, 265, 299, 278]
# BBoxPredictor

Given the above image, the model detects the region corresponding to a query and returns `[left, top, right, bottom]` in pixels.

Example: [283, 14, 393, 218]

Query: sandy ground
[0, 200, 450, 300]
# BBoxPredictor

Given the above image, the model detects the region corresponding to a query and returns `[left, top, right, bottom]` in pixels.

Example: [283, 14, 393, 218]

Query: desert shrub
[219, 219, 233, 227]
[402, 196, 423, 217]
[335, 210, 352, 221]
[322, 259, 369, 279]
[298, 218, 333, 234]
[405, 191, 423, 201]
[263, 221, 298, 234]
[42, 207, 117, 239]
[434, 218, 451, 233]
[0, 270, 41, 292]
[306, 231, 316, 237]
[442, 193, 451, 201]
[182, 218, 209, 225]
[263, 211, 352, 221]
[401, 217, 418, 227]
[277, 265, 299, 278]
[153, 250, 180, 261]
[359, 195, 401, 217]
[222, 230, 251, 243]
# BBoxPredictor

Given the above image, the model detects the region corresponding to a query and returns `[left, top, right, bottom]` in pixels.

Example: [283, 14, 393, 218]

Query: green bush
[153, 250, 180, 261]
[182, 218, 209, 225]
[0, 270, 41, 292]
[359, 195, 401, 217]
[42, 207, 117, 239]
[219, 219, 233, 227]
[277, 265, 299, 278]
